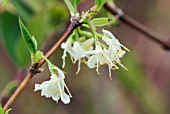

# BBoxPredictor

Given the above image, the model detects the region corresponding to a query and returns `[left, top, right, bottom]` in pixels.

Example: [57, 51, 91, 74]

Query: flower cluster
[33, 29, 129, 104]
[61, 29, 129, 79]
[31, 0, 130, 105]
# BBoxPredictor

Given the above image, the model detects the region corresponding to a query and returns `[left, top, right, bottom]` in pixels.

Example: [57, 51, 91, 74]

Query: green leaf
[0, 12, 20, 64]
[71, 0, 80, 10]
[19, 18, 37, 54]
[90, 17, 111, 26]
[95, 0, 107, 10]
[64, 0, 75, 16]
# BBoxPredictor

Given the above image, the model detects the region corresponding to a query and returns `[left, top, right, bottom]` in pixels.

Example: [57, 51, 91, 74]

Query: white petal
[81, 38, 94, 50]
[118, 50, 126, 58]
[34, 81, 49, 91]
[52, 94, 60, 102]
[82, 50, 101, 57]
[102, 29, 116, 40]
[61, 42, 66, 49]
[102, 36, 112, 46]
[52, 67, 65, 80]
[57, 68, 65, 79]
[72, 41, 85, 60]
[59, 80, 65, 90]
[61, 93, 70, 104]
[34, 84, 42, 91]
[41, 86, 53, 97]
[87, 55, 98, 68]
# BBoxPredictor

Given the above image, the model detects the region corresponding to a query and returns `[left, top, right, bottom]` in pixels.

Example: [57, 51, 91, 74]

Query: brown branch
[104, 3, 170, 50]
[2, 21, 80, 112]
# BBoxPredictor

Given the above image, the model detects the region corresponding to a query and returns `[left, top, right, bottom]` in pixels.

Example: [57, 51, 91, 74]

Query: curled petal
[61, 93, 70, 104]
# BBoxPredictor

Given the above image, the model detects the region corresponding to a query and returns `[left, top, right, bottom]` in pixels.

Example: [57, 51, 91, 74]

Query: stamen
[108, 65, 112, 80]
[116, 42, 130, 52]
[62, 50, 67, 68]
[96, 57, 100, 74]
[76, 59, 81, 74]
[70, 56, 74, 63]
[57, 80, 64, 100]
[112, 46, 128, 70]
[64, 82, 72, 98]
[102, 53, 114, 66]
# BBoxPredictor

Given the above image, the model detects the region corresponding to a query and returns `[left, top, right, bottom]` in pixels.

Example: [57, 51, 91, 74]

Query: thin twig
[2, 21, 80, 112]
[104, 3, 170, 50]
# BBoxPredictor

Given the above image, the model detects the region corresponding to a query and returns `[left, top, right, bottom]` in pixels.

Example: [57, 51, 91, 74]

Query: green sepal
[64, 0, 75, 16]
[78, 27, 93, 38]
[19, 18, 37, 54]
[5, 109, 11, 114]
[42, 56, 57, 74]
[87, 21, 97, 40]
[31, 51, 43, 64]
[90, 17, 111, 26]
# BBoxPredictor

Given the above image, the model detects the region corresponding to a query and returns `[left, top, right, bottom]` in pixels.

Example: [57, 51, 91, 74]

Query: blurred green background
[0, 0, 170, 114]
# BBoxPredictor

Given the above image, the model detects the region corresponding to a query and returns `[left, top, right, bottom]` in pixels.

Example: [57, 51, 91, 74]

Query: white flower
[83, 43, 117, 79]
[34, 66, 72, 104]
[61, 38, 94, 74]
[102, 29, 130, 70]
[102, 29, 130, 52]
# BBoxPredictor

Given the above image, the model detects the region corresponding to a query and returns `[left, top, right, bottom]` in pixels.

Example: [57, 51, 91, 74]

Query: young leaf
[19, 18, 37, 54]
[95, 0, 107, 10]
[90, 17, 111, 26]
[64, 0, 75, 16]
[71, 0, 80, 10]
